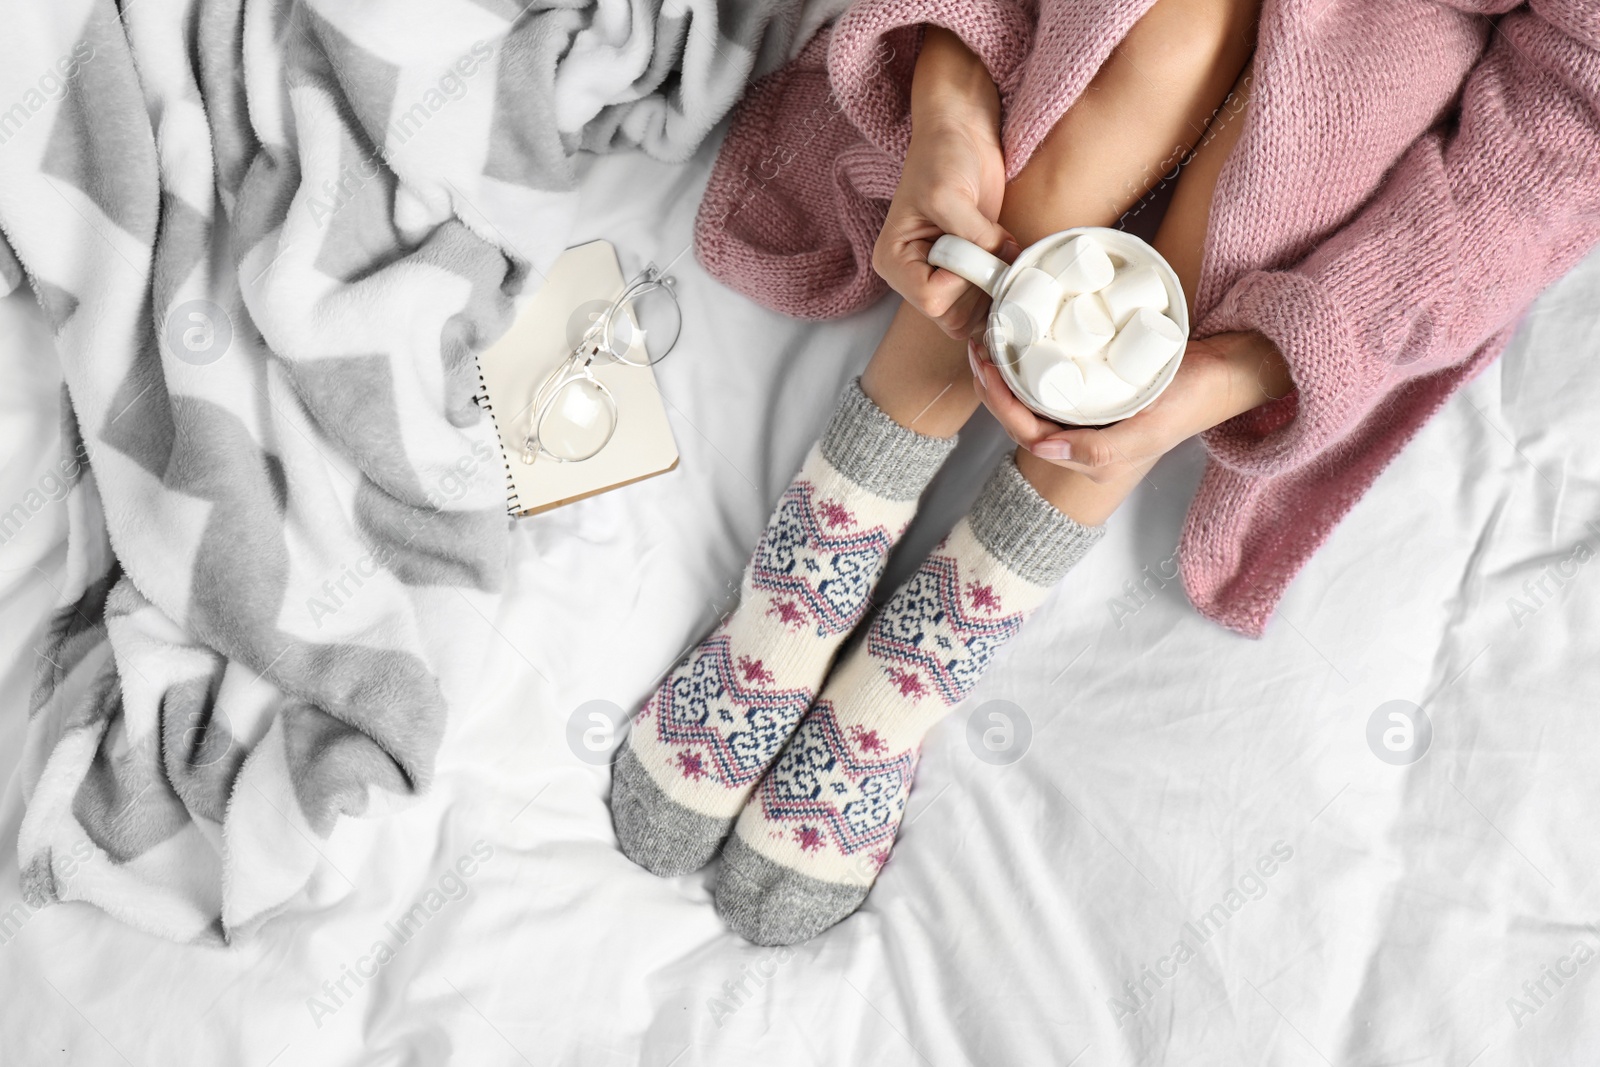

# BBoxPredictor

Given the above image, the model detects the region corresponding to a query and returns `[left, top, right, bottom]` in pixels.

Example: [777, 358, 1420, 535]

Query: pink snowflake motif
[767, 598, 808, 629]
[738, 655, 775, 686]
[885, 667, 927, 699]
[817, 499, 855, 529]
[793, 825, 826, 852]
[849, 725, 888, 754]
[966, 580, 1003, 614]
[869, 849, 892, 871]
[675, 751, 708, 780]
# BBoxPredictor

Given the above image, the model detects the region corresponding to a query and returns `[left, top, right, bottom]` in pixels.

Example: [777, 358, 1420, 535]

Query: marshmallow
[1016, 341, 1140, 421]
[998, 267, 1066, 346]
[1036, 358, 1089, 414]
[1099, 265, 1170, 328]
[1106, 307, 1185, 387]
[1076, 355, 1140, 412]
[1051, 292, 1115, 354]
[1040, 234, 1115, 294]
[1015, 340, 1078, 410]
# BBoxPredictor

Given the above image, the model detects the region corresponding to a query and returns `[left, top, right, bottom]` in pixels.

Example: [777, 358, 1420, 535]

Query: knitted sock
[611, 380, 956, 876]
[714, 457, 1103, 944]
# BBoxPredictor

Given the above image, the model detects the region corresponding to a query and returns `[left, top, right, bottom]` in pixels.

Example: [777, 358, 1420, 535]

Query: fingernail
[1032, 441, 1071, 460]
[968, 345, 981, 381]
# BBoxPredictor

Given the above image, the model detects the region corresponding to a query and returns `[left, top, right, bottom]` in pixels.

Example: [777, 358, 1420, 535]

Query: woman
[615, 0, 1600, 945]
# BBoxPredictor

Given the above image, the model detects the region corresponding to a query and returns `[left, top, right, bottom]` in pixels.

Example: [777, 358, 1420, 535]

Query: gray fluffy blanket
[0, 0, 838, 942]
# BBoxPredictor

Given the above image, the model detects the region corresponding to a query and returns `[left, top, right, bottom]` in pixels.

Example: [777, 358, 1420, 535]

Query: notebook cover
[475, 240, 680, 516]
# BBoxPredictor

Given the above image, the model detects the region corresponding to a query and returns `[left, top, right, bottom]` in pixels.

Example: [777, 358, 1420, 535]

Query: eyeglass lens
[606, 281, 681, 367]
[537, 376, 617, 462]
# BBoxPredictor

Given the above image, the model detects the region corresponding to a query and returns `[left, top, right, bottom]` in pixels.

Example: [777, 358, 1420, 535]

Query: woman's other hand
[872, 28, 1013, 340]
[971, 330, 1294, 482]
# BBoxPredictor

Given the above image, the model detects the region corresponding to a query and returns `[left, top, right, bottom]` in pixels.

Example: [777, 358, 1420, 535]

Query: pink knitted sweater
[694, 0, 1600, 637]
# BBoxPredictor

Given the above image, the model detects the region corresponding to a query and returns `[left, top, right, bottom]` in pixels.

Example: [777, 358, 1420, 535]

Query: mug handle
[928, 234, 1008, 297]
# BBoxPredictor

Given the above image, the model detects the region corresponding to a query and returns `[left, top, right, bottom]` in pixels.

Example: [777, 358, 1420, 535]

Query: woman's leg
[713, 12, 1261, 945]
[861, 0, 1261, 451]
[1150, 62, 1255, 322]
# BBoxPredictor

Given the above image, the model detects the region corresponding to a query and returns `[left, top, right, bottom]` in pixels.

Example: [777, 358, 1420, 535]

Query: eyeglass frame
[520, 263, 678, 465]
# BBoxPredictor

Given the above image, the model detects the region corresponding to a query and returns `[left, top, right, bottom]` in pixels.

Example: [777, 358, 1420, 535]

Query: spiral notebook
[475, 239, 680, 516]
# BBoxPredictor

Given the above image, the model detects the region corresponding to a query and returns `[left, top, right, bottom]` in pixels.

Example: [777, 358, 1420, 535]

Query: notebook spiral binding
[472, 362, 521, 516]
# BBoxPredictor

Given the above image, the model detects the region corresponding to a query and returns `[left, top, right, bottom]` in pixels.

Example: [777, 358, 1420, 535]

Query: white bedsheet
[3, 133, 1599, 1067]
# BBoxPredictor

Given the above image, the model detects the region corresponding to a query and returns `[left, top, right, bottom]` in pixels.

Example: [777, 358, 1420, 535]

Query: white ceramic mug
[929, 227, 1189, 426]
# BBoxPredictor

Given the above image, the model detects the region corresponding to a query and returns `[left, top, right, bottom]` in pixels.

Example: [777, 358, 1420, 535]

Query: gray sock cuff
[968, 456, 1105, 587]
[819, 378, 957, 501]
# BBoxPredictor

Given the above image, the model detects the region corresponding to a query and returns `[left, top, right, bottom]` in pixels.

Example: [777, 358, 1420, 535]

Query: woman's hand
[872, 28, 1013, 340]
[970, 330, 1294, 481]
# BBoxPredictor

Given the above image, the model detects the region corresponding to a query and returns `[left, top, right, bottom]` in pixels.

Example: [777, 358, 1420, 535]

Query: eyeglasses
[520, 263, 681, 464]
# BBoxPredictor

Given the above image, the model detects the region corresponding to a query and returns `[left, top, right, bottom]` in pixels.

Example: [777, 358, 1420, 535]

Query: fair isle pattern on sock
[611, 380, 956, 876]
[716, 457, 1103, 944]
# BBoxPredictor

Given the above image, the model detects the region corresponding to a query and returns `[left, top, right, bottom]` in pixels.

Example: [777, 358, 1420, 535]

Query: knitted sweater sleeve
[1200, 0, 1600, 476]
